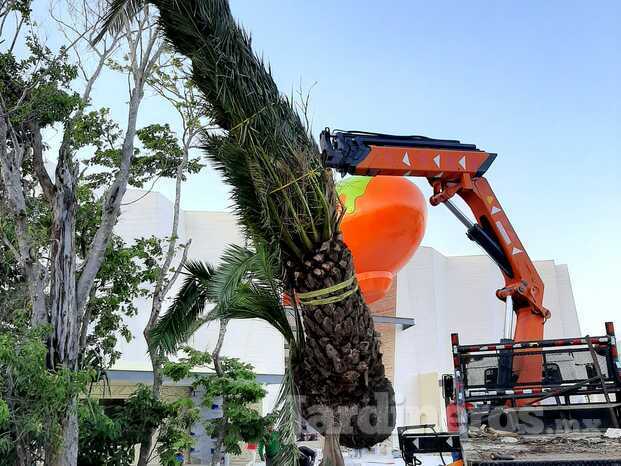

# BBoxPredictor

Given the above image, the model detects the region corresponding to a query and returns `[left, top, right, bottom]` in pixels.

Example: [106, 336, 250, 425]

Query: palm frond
[95, 0, 147, 42]
[149, 260, 215, 353]
[202, 135, 270, 250]
[272, 364, 300, 466]
[149, 0, 339, 259]
[151, 241, 301, 354]
[208, 284, 295, 345]
[205, 243, 257, 306]
[250, 240, 279, 288]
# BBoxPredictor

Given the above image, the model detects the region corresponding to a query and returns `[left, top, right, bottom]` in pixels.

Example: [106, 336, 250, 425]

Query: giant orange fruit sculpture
[337, 176, 427, 303]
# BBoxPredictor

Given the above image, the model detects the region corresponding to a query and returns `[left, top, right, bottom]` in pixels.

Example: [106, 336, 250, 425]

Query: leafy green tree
[2, 2, 209, 463]
[0, 322, 91, 465]
[163, 347, 268, 465]
[155, 397, 198, 466]
[73, 114, 202, 374]
[78, 386, 198, 466]
[0, 1, 167, 463]
[77, 400, 128, 466]
[0, 102, 198, 370]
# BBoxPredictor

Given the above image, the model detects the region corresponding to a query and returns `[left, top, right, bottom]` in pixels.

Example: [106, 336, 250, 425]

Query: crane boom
[320, 129, 550, 350]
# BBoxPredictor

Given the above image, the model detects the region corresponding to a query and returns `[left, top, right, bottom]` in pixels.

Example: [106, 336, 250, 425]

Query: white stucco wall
[112, 189, 285, 377]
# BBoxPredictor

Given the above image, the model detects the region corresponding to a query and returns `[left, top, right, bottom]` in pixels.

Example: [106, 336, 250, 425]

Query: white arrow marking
[512, 247, 523, 255]
[434, 154, 441, 167]
[491, 206, 502, 215]
[458, 156, 466, 169]
[496, 221, 512, 245]
[404, 171, 411, 176]
[402, 152, 411, 166]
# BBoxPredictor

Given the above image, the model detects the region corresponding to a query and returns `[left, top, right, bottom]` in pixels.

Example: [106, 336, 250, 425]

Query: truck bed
[462, 431, 621, 465]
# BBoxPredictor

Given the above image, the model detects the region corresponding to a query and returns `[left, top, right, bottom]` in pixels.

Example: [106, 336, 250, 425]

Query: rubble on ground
[464, 426, 621, 462]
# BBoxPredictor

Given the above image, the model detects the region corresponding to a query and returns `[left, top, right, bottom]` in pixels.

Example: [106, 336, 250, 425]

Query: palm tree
[101, 0, 396, 460]
[151, 242, 304, 465]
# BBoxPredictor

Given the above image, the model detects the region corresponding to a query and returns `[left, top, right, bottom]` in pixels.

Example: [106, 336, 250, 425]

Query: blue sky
[30, 1, 619, 335]
[226, 0, 621, 336]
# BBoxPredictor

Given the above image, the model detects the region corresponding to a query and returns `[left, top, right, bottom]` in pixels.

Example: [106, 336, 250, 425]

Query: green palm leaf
[95, 0, 147, 42]
[208, 284, 294, 345]
[204, 244, 258, 306]
[151, 241, 301, 354]
[149, 260, 214, 354]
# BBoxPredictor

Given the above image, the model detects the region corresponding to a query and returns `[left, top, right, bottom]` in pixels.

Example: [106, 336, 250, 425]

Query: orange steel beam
[322, 130, 550, 385]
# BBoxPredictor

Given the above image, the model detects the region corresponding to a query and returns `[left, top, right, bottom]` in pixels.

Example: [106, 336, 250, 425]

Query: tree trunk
[47, 153, 80, 466]
[320, 421, 345, 466]
[290, 233, 396, 450]
[0, 114, 48, 327]
[210, 319, 229, 466]
[136, 427, 154, 465]
[51, 399, 79, 466]
[15, 442, 32, 466]
[137, 347, 164, 466]
[47, 399, 79, 466]
[49, 152, 79, 367]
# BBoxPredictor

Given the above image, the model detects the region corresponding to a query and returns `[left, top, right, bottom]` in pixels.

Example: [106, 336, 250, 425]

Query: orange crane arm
[320, 130, 550, 346]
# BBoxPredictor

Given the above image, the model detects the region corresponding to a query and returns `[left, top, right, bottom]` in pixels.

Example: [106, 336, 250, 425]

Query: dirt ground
[463, 430, 621, 463]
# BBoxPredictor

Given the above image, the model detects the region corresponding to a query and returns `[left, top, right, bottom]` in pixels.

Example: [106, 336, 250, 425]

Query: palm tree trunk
[290, 234, 395, 449]
[320, 421, 345, 466]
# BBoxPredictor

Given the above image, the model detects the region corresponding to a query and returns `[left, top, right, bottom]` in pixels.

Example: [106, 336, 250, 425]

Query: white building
[110, 189, 582, 460]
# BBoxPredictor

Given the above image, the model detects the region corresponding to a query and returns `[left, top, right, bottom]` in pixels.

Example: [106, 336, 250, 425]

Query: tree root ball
[300, 377, 396, 449]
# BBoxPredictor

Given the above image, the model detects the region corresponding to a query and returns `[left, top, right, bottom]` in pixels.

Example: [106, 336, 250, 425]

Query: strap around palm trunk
[296, 275, 358, 306]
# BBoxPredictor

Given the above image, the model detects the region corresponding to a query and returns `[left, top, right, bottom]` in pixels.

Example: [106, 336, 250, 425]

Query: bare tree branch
[0, 103, 48, 325]
[49, 0, 123, 103]
[161, 239, 191, 300]
[8, 13, 24, 52]
[210, 318, 229, 466]
[145, 129, 191, 335]
[29, 122, 56, 205]
[1, 231, 20, 263]
[76, 9, 163, 314]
